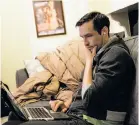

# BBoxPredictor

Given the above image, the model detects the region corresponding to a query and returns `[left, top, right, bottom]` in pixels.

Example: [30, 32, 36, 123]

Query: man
[3, 11, 135, 125]
[49, 11, 135, 125]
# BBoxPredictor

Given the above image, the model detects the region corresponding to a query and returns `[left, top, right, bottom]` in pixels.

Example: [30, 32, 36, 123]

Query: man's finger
[62, 107, 67, 113]
[92, 46, 97, 55]
[54, 100, 63, 112]
[49, 100, 58, 111]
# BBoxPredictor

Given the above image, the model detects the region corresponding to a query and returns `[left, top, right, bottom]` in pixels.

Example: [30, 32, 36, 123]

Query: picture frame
[33, 0, 66, 37]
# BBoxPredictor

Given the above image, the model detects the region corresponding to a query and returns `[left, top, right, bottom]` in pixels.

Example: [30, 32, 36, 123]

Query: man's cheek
[88, 39, 96, 46]
[91, 37, 100, 46]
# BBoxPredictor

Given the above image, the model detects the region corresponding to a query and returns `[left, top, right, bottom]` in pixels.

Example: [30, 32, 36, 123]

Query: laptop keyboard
[26, 107, 53, 119]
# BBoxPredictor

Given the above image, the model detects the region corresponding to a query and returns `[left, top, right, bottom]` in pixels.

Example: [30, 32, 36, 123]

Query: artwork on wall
[33, 0, 66, 37]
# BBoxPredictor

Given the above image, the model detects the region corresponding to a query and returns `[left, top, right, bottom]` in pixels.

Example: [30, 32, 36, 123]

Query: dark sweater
[83, 35, 136, 120]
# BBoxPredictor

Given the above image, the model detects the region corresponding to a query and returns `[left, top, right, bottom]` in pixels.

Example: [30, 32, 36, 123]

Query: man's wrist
[86, 56, 95, 64]
[86, 60, 93, 66]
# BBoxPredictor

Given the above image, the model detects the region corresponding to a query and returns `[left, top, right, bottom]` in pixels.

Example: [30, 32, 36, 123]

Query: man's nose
[84, 38, 89, 46]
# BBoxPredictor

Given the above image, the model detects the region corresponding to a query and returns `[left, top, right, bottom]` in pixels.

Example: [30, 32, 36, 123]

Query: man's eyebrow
[80, 33, 92, 38]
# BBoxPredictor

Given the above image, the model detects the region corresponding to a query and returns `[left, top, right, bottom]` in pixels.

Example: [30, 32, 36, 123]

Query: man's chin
[87, 47, 92, 51]
[87, 46, 101, 53]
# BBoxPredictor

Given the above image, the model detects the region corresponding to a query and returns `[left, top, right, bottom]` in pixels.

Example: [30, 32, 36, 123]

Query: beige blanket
[14, 38, 85, 106]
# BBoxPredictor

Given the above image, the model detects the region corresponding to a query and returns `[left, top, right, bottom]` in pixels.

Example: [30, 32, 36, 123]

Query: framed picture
[33, 0, 66, 37]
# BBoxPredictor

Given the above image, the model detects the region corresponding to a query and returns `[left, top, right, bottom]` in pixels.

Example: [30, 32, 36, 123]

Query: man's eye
[86, 34, 93, 37]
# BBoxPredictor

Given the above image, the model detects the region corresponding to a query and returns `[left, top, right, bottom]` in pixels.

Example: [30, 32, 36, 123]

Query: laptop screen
[1, 83, 27, 121]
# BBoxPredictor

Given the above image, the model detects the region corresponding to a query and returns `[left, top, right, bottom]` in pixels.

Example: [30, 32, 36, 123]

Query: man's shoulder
[101, 44, 132, 63]
[107, 45, 129, 55]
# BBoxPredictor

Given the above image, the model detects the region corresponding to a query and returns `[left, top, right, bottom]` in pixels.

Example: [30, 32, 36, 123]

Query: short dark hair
[76, 11, 110, 35]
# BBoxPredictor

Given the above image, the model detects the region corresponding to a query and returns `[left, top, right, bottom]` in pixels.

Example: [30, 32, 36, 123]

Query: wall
[88, 0, 112, 14]
[110, 0, 138, 13]
[108, 12, 131, 37]
[88, 0, 138, 14]
[0, 17, 1, 81]
[108, 0, 138, 37]
[0, 0, 32, 91]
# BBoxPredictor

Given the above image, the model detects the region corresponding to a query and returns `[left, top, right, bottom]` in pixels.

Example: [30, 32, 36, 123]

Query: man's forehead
[79, 21, 94, 36]
[80, 21, 93, 30]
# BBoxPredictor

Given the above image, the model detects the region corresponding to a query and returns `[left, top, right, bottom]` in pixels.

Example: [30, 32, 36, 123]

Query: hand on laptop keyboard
[49, 100, 68, 112]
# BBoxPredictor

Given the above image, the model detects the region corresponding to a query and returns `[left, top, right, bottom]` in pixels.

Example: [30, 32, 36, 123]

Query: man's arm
[81, 46, 97, 99]
[82, 61, 93, 99]
[83, 61, 93, 85]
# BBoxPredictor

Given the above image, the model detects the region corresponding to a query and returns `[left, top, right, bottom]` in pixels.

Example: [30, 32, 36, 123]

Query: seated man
[3, 11, 135, 125]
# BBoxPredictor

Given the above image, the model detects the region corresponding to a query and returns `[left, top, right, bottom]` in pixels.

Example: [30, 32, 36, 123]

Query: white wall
[108, 12, 131, 37]
[88, 0, 112, 14]
[88, 0, 138, 14]
[1, 0, 32, 91]
[110, 0, 138, 13]
[108, 0, 138, 37]
[25, 0, 89, 57]
[0, 17, 1, 81]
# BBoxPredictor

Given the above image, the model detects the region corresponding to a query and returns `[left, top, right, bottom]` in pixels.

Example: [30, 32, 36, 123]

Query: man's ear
[101, 26, 108, 35]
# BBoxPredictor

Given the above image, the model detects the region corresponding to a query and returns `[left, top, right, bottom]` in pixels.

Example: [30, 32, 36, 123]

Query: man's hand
[49, 100, 70, 113]
[85, 46, 97, 63]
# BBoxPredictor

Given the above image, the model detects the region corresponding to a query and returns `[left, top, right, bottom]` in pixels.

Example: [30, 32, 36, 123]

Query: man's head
[76, 11, 110, 52]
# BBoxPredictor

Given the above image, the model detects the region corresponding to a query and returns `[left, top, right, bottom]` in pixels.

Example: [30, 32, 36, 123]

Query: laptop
[1, 83, 71, 121]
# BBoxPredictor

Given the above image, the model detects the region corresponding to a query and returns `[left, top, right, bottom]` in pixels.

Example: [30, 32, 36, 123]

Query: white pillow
[24, 59, 45, 77]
